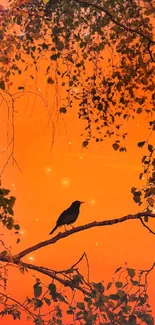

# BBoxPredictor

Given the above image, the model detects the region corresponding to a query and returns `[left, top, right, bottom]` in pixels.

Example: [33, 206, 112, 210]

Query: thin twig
[0, 292, 36, 319]
[139, 217, 155, 235]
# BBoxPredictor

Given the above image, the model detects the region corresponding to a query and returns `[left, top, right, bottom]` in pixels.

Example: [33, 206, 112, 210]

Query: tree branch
[22, 262, 90, 296]
[139, 217, 155, 235]
[0, 213, 154, 300]
[13, 212, 155, 261]
[0, 292, 36, 319]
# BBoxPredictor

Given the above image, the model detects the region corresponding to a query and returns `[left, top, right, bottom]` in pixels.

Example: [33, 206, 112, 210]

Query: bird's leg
[70, 224, 75, 229]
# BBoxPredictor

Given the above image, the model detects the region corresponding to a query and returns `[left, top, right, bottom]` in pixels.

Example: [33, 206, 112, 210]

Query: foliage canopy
[0, 0, 155, 323]
[0, 0, 155, 147]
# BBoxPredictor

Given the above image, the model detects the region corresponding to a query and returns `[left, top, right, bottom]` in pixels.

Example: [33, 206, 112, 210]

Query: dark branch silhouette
[0, 212, 154, 270]
[13, 211, 155, 261]
[139, 217, 155, 235]
[22, 262, 90, 296]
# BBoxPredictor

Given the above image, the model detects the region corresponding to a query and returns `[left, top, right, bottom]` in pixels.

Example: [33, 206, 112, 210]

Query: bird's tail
[49, 224, 58, 235]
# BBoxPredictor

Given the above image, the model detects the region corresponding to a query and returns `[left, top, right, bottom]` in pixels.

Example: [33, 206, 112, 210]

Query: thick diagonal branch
[14, 212, 155, 260]
[0, 212, 154, 297]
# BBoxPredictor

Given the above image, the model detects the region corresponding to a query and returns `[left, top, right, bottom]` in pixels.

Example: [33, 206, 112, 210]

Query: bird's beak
[80, 201, 84, 204]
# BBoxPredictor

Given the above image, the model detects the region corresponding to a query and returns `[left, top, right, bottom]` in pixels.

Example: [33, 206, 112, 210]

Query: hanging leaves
[0, 0, 154, 147]
[0, 186, 20, 238]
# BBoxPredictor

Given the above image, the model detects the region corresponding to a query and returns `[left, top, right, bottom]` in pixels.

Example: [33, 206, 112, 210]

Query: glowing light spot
[20, 229, 26, 236]
[38, 88, 41, 92]
[95, 242, 99, 246]
[45, 166, 52, 174]
[142, 176, 145, 180]
[79, 156, 82, 160]
[29, 256, 34, 261]
[61, 178, 70, 188]
[12, 183, 15, 187]
[36, 218, 39, 222]
[69, 141, 72, 145]
[137, 124, 139, 127]
[89, 199, 96, 206]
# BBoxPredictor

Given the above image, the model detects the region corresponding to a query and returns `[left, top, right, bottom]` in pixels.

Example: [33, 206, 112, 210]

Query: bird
[49, 200, 84, 235]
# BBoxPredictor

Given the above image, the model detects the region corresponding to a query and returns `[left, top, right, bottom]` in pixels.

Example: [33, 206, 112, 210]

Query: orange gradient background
[0, 1, 155, 323]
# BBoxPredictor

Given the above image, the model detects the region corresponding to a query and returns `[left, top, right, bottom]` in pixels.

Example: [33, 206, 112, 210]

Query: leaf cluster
[0, 0, 155, 147]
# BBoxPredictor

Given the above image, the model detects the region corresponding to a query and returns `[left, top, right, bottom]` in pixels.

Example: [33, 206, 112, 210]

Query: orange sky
[0, 1, 155, 323]
[0, 90, 155, 324]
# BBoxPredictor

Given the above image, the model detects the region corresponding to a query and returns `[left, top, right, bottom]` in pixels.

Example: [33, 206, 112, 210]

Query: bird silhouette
[49, 200, 84, 235]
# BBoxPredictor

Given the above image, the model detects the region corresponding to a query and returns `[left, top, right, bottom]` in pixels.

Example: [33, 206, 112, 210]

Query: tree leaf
[0, 80, 5, 90]
[137, 141, 145, 148]
[106, 281, 113, 290]
[147, 197, 154, 206]
[33, 283, 42, 298]
[122, 305, 131, 313]
[115, 281, 123, 288]
[137, 107, 142, 114]
[14, 224, 20, 230]
[50, 53, 60, 61]
[59, 107, 67, 114]
[0, 188, 10, 196]
[49, 283, 57, 300]
[7, 207, 14, 215]
[18, 86, 24, 90]
[112, 143, 119, 151]
[127, 268, 135, 278]
[115, 266, 122, 273]
[47, 77, 54, 84]
[44, 298, 51, 305]
[77, 302, 85, 310]
[148, 144, 153, 153]
[34, 299, 43, 309]
[82, 140, 89, 148]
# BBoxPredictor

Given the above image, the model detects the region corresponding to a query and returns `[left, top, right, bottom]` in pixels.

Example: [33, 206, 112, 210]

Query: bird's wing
[56, 208, 70, 225]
